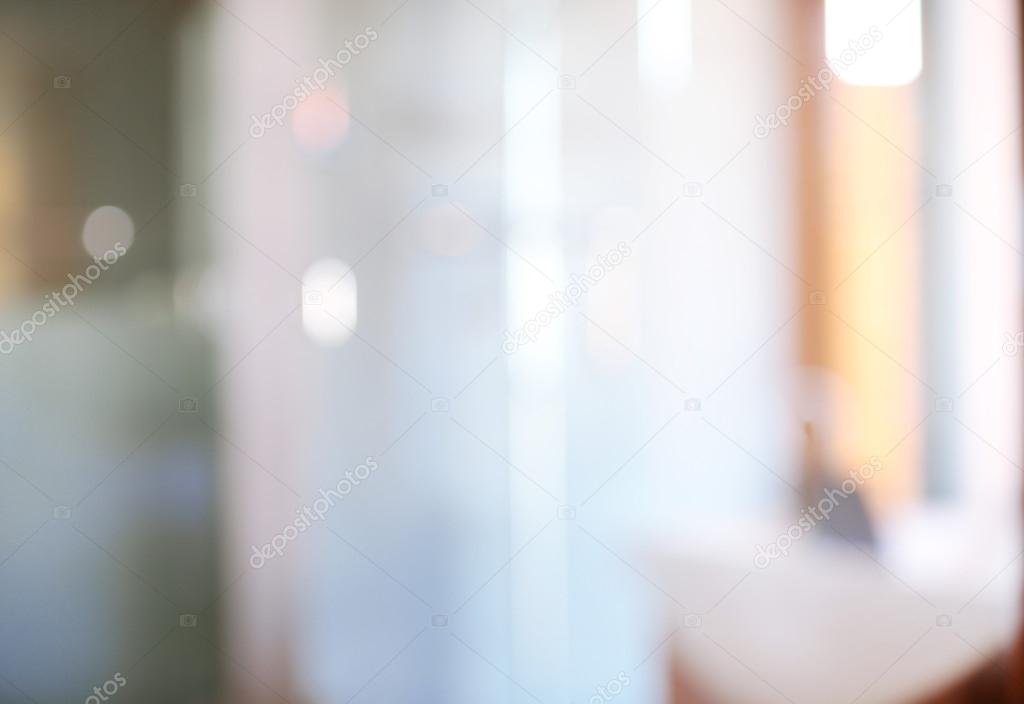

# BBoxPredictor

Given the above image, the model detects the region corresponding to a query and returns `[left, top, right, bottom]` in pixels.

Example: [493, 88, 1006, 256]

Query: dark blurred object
[915, 633, 1024, 703]
[803, 423, 876, 548]
[668, 647, 714, 704]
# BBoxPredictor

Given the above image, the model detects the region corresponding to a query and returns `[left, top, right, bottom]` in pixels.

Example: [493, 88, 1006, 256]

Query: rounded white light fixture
[82, 205, 134, 258]
[302, 258, 357, 346]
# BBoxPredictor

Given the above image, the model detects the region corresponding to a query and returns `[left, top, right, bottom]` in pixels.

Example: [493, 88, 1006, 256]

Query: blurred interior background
[0, 1, 1021, 702]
